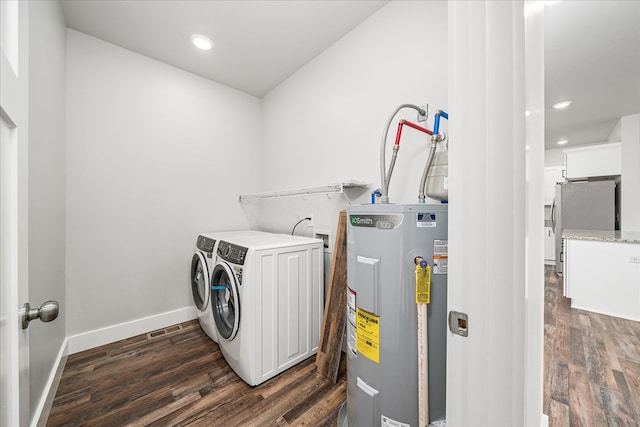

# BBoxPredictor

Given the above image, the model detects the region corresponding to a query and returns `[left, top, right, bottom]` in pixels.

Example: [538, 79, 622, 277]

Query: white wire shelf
[238, 181, 369, 202]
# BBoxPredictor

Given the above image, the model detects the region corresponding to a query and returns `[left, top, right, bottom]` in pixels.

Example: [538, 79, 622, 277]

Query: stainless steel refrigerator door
[553, 183, 563, 273]
[551, 184, 562, 275]
[562, 181, 615, 229]
[555, 180, 615, 275]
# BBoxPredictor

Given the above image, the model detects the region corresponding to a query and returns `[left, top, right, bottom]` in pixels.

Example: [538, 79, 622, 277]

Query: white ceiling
[544, 0, 639, 149]
[61, 0, 388, 98]
[61, 0, 639, 150]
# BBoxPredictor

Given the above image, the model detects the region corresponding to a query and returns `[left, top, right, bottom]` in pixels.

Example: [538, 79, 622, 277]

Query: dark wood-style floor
[544, 265, 640, 426]
[47, 267, 640, 426]
[46, 321, 346, 426]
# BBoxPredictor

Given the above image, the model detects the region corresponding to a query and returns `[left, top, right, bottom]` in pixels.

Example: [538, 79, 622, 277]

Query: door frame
[446, 1, 545, 426]
[1, 0, 31, 425]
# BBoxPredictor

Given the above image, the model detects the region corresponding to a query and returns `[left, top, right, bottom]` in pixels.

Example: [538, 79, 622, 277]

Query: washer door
[190, 252, 209, 311]
[211, 262, 240, 340]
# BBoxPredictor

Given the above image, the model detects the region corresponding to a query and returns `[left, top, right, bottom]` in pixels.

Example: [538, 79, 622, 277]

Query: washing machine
[191, 230, 269, 342]
[211, 232, 324, 386]
[191, 232, 220, 342]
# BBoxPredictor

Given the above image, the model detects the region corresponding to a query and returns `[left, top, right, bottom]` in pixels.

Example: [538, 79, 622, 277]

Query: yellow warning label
[416, 265, 431, 304]
[356, 308, 380, 363]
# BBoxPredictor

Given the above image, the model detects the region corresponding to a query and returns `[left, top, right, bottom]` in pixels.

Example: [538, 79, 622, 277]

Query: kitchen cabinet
[564, 142, 621, 180]
[544, 226, 555, 263]
[563, 233, 640, 321]
[544, 166, 564, 205]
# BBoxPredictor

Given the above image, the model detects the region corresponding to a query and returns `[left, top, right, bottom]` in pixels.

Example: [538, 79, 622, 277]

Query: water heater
[344, 203, 448, 426]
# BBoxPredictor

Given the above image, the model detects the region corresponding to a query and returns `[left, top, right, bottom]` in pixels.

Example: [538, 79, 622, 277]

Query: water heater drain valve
[414, 256, 428, 269]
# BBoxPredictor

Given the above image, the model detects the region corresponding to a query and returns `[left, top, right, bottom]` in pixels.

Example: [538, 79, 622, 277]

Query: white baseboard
[32, 338, 69, 427]
[67, 306, 197, 354]
[541, 413, 549, 427]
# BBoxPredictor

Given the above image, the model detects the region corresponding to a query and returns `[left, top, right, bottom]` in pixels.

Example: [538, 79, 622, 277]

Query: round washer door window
[211, 262, 240, 340]
[190, 252, 209, 311]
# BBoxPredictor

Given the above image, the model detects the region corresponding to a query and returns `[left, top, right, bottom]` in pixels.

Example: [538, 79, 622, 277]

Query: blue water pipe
[432, 109, 449, 135]
[371, 188, 382, 204]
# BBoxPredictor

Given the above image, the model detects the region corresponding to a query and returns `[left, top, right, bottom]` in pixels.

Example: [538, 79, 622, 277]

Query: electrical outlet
[629, 256, 640, 264]
[306, 215, 314, 227]
[417, 103, 429, 122]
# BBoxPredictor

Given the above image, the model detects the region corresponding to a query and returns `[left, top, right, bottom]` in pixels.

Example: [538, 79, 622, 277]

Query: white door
[1, 1, 31, 425]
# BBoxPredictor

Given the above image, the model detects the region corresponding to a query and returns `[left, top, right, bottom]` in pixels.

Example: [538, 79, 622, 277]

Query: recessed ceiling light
[191, 34, 213, 51]
[557, 139, 568, 145]
[552, 100, 573, 109]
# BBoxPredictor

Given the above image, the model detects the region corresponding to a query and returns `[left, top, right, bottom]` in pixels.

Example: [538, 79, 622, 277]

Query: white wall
[544, 147, 565, 167]
[621, 114, 640, 231]
[260, 0, 448, 236]
[28, 0, 66, 420]
[65, 30, 261, 338]
[608, 118, 622, 143]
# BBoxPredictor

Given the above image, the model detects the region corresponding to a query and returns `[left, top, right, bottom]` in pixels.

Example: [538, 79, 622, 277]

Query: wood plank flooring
[544, 265, 640, 426]
[47, 321, 346, 426]
[48, 266, 640, 426]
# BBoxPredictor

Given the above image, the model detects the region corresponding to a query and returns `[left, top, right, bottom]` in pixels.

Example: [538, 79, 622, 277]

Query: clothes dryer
[211, 233, 324, 386]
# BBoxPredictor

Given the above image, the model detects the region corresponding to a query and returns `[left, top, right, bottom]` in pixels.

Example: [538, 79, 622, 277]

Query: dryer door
[190, 252, 210, 311]
[211, 262, 240, 340]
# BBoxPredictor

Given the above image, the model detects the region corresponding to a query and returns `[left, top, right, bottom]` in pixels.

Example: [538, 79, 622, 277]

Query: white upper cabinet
[564, 142, 622, 180]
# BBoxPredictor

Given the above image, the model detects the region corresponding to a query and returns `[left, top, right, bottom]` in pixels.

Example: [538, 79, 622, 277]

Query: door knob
[21, 301, 59, 329]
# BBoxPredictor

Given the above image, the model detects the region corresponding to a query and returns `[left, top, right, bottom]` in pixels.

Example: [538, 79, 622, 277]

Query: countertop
[562, 229, 640, 244]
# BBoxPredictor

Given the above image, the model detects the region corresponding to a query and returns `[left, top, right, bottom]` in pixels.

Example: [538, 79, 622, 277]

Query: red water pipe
[402, 119, 433, 136]
[393, 119, 433, 146]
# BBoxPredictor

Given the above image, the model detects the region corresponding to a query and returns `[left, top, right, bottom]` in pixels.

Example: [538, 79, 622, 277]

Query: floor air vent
[147, 324, 183, 340]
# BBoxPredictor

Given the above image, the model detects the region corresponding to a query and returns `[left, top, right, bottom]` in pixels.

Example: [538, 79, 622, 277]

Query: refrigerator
[552, 180, 617, 275]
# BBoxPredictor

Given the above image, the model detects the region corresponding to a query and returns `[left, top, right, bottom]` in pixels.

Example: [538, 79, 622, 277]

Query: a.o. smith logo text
[351, 216, 374, 226]
[349, 214, 403, 230]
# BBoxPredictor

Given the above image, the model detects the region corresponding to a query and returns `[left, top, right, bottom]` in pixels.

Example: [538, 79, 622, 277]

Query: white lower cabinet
[563, 238, 640, 321]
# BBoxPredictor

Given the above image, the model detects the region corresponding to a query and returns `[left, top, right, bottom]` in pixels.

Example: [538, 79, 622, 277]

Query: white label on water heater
[347, 288, 357, 357]
[417, 212, 436, 228]
[433, 239, 448, 275]
[381, 415, 410, 427]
